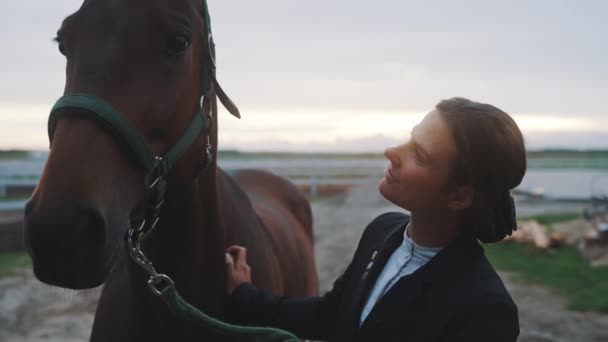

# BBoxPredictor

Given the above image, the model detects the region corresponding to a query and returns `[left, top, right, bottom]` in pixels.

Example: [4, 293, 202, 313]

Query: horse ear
[214, 80, 241, 119]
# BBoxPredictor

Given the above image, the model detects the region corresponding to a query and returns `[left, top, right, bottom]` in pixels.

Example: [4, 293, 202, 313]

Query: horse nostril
[82, 207, 106, 244]
[24, 202, 111, 288]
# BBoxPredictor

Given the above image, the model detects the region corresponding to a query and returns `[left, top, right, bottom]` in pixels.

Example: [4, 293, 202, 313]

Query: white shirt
[359, 226, 442, 326]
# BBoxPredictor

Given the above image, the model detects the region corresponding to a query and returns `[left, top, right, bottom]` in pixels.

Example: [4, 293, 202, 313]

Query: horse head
[24, 0, 238, 290]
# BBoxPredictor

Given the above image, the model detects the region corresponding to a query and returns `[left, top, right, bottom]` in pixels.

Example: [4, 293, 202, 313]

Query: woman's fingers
[225, 252, 234, 268]
[227, 245, 247, 266]
[226, 245, 251, 273]
[225, 245, 252, 294]
[236, 248, 247, 267]
[226, 245, 243, 254]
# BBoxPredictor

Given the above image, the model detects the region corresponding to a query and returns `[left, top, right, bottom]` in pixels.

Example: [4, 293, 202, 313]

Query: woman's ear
[448, 185, 474, 211]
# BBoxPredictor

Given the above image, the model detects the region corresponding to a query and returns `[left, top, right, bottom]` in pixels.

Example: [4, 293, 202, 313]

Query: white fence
[0, 175, 39, 197]
[220, 159, 385, 196]
[0, 157, 387, 201]
[1, 157, 605, 203]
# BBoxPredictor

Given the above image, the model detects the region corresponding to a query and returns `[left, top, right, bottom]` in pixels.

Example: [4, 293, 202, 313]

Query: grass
[521, 213, 581, 227]
[0, 195, 29, 202]
[0, 150, 29, 160]
[485, 213, 608, 313]
[0, 252, 30, 277]
[486, 241, 608, 312]
[527, 157, 608, 169]
[485, 212, 608, 312]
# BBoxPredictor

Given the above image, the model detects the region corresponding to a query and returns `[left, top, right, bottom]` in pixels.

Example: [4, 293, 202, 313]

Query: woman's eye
[165, 35, 191, 57]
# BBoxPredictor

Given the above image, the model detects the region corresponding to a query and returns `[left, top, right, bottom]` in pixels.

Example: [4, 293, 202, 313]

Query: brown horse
[23, 0, 318, 340]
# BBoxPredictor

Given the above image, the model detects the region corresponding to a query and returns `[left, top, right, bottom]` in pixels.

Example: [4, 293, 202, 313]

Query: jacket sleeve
[226, 260, 355, 340]
[225, 212, 402, 340]
[443, 300, 520, 342]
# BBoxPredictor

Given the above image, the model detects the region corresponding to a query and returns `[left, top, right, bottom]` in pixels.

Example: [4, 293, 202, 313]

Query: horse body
[23, 0, 318, 340]
[225, 169, 317, 295]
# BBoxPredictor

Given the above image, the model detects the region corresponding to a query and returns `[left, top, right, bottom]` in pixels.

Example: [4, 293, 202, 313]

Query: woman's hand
[225, 245, 252, 295]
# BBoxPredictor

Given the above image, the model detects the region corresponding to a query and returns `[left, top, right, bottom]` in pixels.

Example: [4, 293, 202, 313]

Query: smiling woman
[225, 97, 525, 342]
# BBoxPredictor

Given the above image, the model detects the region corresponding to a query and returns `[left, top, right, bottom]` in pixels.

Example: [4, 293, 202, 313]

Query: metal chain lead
[128, 96, 214, 297]
[126, 156, 174, 297]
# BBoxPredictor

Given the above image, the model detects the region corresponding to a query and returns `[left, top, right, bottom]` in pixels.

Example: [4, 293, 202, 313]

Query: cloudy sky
[0, 0, 606, 152]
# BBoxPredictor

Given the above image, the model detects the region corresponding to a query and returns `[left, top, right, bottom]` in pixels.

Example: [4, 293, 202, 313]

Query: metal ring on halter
[146, 157, 166, 187]
[148, 274, 176, 296]
[205, 143, 212, 162]
[197, 140, 213, 174]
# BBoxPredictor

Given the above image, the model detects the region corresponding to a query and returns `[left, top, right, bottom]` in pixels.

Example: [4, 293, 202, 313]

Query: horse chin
[30, 237, 122, 290]
[32, 259, 109, 290]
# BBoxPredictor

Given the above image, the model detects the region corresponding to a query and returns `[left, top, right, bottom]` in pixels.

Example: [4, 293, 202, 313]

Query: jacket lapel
[358, 273, 424, 335]
[350, 220, 407, 334]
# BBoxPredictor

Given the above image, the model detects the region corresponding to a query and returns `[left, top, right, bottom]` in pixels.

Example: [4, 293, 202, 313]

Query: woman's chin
[378, 177, 388, 193]
[379, 179, 410, 210]
[378, 179, 395, 201]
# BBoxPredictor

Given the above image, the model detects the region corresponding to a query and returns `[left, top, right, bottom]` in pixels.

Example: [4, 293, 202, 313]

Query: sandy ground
[2, 183, 608, 341]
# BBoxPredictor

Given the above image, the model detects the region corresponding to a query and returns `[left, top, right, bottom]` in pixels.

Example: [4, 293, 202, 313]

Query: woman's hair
[436, 97, 527, 243]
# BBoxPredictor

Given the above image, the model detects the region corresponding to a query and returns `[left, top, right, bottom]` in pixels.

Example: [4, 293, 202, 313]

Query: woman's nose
[384, 146, 400, 166]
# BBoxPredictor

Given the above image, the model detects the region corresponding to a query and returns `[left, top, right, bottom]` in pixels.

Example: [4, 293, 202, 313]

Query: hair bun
[477, 192, 517, 243]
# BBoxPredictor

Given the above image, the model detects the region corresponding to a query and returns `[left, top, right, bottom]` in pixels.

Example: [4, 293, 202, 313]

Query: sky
[0, 0, 606, 152]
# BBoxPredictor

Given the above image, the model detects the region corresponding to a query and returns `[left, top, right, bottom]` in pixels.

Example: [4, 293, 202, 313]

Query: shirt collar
[402, 223, 443, 256]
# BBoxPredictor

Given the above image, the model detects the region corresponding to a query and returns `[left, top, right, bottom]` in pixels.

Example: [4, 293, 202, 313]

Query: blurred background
[0, 0, 607, 341]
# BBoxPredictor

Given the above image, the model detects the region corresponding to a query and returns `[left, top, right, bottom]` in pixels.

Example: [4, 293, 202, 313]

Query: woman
[225, 97, 524, 342]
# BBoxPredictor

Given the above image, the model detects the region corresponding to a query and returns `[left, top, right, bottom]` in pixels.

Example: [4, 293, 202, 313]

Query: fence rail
[0, 160, 386, 203]
[1, 157, 604, 203]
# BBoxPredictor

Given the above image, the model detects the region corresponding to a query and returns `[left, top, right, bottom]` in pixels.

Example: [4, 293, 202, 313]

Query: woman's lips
[385, 168, 399, 184]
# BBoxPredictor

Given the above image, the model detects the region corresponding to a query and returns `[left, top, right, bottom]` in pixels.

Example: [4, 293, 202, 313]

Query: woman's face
[379, 109, 459, 212]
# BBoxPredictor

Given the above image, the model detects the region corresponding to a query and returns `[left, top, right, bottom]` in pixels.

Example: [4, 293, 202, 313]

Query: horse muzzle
[24, 199, 113, 289]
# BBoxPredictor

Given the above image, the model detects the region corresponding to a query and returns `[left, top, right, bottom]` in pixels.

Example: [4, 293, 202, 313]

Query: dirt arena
[1, 183, 608, 341]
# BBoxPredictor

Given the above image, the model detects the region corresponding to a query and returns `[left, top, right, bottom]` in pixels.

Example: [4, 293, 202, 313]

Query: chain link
[128, 226, 175, 297]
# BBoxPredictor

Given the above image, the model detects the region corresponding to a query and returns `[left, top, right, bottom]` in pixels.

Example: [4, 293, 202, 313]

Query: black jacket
[227, 212, 519, 342]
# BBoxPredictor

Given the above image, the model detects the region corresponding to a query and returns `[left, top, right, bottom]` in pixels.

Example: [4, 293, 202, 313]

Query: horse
[22, 0, 319, 340]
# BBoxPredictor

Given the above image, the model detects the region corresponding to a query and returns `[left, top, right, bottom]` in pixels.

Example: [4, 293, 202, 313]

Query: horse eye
[165, 35, 191, 56]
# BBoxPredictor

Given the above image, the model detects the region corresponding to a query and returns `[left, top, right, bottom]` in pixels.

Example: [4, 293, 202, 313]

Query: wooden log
[549, 231, 567, 247]
[528, 220, 551, 249]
